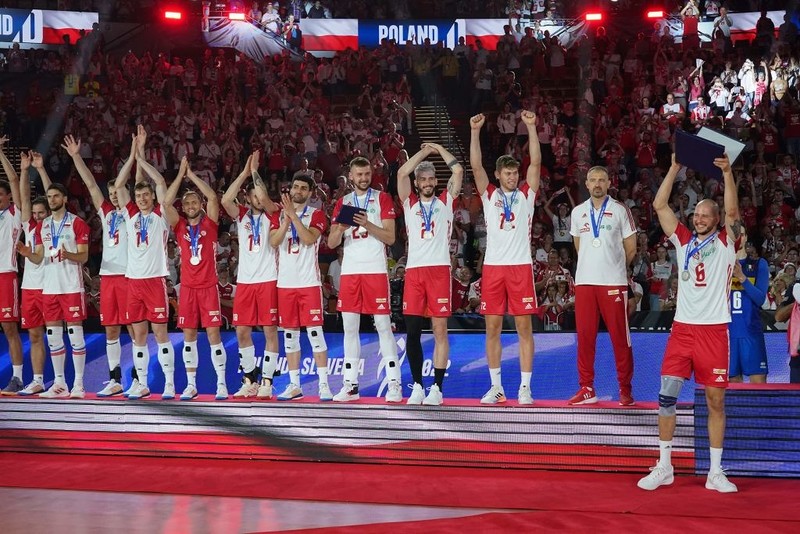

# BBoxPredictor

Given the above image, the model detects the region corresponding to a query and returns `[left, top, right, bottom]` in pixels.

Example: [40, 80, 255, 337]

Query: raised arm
[62, 135, 105, 211]
[186, 166, 220, 223]
[113, 134, 138, 207]
[250, 150, 278, 214]
[520, 110, 541, 192]
[714, 154, 742, 243]
[221, 154, 252, 219]
[31, 151, 52, 190]
[18, 151, 33, 222]
[396, 145, 435, 202]
[469, 114, 490, 195]
[0, 137, 21, 210]
[428, 142, 464, 199]
[653, 154, 681, 237]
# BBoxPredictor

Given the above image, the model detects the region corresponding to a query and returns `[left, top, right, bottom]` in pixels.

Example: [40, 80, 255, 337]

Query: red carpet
[1, 452, 798, 529]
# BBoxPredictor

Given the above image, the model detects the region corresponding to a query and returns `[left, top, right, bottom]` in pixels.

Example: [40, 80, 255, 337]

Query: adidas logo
[715, 376, 724, 383]
[525, 303, 533, 309]
[614, 297, 622, 302]
[439, 306, 447, 312]
[377, 304, 386, 310]
[312, 315, 320, 321]
[72, 312, 80, 317]
[2, 313, 10, 318]
[212, 316, 219, 322]
[156, 313, 165, 319]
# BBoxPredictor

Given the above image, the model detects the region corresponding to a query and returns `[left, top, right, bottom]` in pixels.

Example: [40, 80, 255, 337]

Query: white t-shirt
[570, 197, 637, 286]
[403, 190, 454, 269]
[481, 182, 536, 266]
[235, 205, 278, 284]
[123, 201, 170, 279]
[552, 214, 571, 243]
[36, 212, 90, 295]
[21, 218, 44, 290]
[99, 200, 128, 276]
[276, 205, 328, 289]
[669, 223, 737, 325]
[0, 204, 21, 274]
[332, 189, 396, 275]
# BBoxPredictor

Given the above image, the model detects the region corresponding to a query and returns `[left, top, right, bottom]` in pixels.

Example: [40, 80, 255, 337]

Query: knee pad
[658, 376, 684, 416]
[283, 329, 301, 353]
[46, 326, 64, 351]
[306, 326, 328, 353]
[182, 341, 199, 368]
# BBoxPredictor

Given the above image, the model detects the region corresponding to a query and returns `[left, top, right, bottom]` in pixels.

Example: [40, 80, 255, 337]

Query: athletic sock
[187, 371, 197, 388]
[132, 344, 149, 387]
[262, 351, 279, 383]
[520, 371, 532, 389]
[317, 366, 329, 386]
[289, 369, 300, 386]
[33, 374, 44, 385]
[210, 343, 227, 385]
[489, 367, 502, 388]
[434, 368, 446, 391]
[106, 338, 121, 371]
[709, 447, 723, 473]
[659, 440, 673, 467]
[12, 365, 22, 381]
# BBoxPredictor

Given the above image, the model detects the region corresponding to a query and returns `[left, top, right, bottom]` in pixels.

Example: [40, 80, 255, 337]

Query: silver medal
[49, 247, 60, 258]
[107, 238, 117, 248]
[252, 244, 261, 253]
[503, 224, 514, 232]
[357, 226, 367, 234]
[190, 256, 201, 266]
[290, 243, 300, 253]
[592, 238, 601, 248]
[681, 271, 690, 281]
[423, 230, 433, 240]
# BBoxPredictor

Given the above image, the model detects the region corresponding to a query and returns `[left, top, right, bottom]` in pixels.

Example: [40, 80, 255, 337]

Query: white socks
[659, 440, 673, 467]
[489, 367, 502, 387]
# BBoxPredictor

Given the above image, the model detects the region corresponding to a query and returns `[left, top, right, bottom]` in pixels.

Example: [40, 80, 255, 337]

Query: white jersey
[332, 189, 396, 275]
[123, 201, 170, 279]
[570, 197, 637, 286]
[669, 223, 737, 325]
[0, 203, 21, 273]
[403, 190, 454, 269]
[235, 205, 278, 284]
[99, 200, 128, 276]
[276, 205, 328, 288]
[552, 214, 572, 243]
[21, 218, 44, 290]
[36, 212, 89, 295]
[481, 182, 536, 266]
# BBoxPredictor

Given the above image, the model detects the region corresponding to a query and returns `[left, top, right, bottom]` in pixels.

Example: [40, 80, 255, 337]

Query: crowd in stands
[1, 4, 799, 331]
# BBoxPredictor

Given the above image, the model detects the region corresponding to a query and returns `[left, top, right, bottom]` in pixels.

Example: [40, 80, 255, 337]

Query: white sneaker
[407, 383, 425, 405]
[69, 384, 85, 399]
[127, 383, 151, 400]
[123, 379, 140, 398]
[637, 463, 674, 491]
[162, 383, 176, 400]
[706, 470, 738, 493]
[423, 384, 443, 406]
[318, 382, 333, 402]
[215, 383, 229, 400]
[256, 381, 273, 399]
[234, 379, 259, 398]
[180, 385, 198, 401]
[39, 382, 70, 398]
[18, 381, 45, 396]
[517, 385, 533, 405]
[277, 383, 303, 401]
[333, 382, 360, 402]
[480, 385, 507, 404]
[385, 380, 402, 403]
[97, 380, 123, 397]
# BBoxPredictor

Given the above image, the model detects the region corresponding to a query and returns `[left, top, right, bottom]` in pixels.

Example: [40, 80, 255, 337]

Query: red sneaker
[619, 390, 635, 406]
[568, 386, 598, 405]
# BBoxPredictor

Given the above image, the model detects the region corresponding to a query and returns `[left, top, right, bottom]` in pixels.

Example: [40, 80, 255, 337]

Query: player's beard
[420, 186, 435, 199]
[48, 199, 65, 212]
[353, 180, 370, 193]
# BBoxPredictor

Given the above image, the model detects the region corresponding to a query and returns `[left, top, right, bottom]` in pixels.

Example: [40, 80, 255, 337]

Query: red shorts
[100, 275, 129, 326]
[403, 266, 452, 317]
[662, 321, 729, 388]
[233, 281, 278, 327]
[338, 273, 390, 315]
[278, 286, 324, 328]
[0, 272, 19, 322]
[178, 285, 223, 329]
[127, 277, 169, 324]
[480, 264, 537, 316]
[21, 289, 44, 329]
[42, 292, 86, 323]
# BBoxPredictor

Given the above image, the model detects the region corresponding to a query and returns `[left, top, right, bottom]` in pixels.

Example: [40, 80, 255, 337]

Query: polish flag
[300, 19, 358, 51]
[41, 10, 99, 45]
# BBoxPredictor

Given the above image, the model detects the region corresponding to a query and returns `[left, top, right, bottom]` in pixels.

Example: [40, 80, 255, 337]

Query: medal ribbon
[500, 189, 518, 222]
[139, 213, 150, 246]
[248, 210, 261, 246]
[590, 196, 610, 240]
[420, 196, 436, 232]
[682, 231, 718, 276]
[353, 188, 372, 211]
[290, 206, 309, 244]
[189, 216, 203, 258]
[108, 211, 119, 241]
[50, 213, 70, 250]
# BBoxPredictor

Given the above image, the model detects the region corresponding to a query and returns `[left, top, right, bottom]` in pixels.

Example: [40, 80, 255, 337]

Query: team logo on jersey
[155, 308, 166, 313]
[310, 309, 321, 315]
[607, 290, 620, 295]
[437, 298, 448, 304]
[69, 306, 80, 311]
[522, 297, 534, 303]
[375, 298, 387, 303]
[712, 368, 727, 375]
[208, 310, 220, 316]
